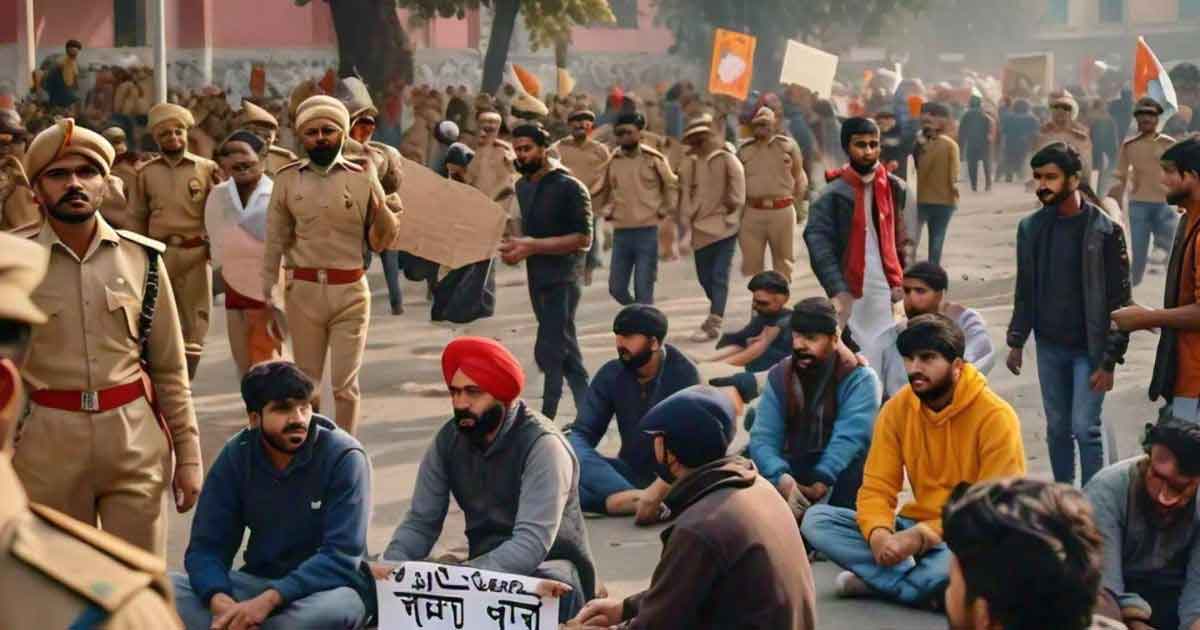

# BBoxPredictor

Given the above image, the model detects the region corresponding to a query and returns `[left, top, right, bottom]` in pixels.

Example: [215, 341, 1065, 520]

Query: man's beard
[619, 141, 639, 152]
[450, 172, 466, 183]
[47, 190, 96, 224]
[571, 129, 587, 141]
[754, 306, 782, 319]
[909, 371, 955, 404]
[1168, 188, 1191, 206]
[308, 144, 339, 167]
[792, 348, 826, 375]
[618, 347, 655, 371]
[515, 158, 543, 175]
[1036, 187, 1071, 206]
[454, 404, 506, 448]
[262, 421, 308, 454]
[850, 158, 877, 175]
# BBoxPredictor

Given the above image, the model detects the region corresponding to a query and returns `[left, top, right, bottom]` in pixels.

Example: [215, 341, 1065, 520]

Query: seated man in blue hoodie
[702, 270, 795, 373]
[172, 361, 371, 630]
[749, 297, 882, 521]
[569, 304, 700, 521]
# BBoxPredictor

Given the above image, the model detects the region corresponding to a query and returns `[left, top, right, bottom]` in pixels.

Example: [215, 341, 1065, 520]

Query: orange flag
[708, 28, 756, 100]
[249, 64, 266, 99]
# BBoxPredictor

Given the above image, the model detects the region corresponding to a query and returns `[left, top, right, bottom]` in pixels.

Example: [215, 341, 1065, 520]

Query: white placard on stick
[779, 39, 839, 97]
[376, 562, 559, 630]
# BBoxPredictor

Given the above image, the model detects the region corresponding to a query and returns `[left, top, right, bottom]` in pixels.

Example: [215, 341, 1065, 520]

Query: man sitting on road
[571, 386, 818, 630]
[702, 270, 796, 373]
[568, 305, 699, 521]
[172, 361, 372, 630]
[802, 314, 1026, 608]
[1085, 418, 1200, 630]
[876, 262, 995, 398]
[376, 337, 596, 622]
[748, 297, 881, 520]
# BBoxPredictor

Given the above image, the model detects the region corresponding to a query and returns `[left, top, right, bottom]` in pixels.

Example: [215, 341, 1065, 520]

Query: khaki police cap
[0, 232, 49, 325]
[148, 102, 195, 131]
[24, 118, 115, 180]
[683, 114, 715, 139]
[238, 100, 279, 130]
[294, 95, 350, 133]
[1134, 97, 1165, 116]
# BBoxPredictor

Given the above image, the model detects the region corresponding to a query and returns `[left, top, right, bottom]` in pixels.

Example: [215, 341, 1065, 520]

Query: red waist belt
[162, 234, 208, 248]
[31, 379, 145, 412]
[291, 267, 365, 284]
[748, 196, 795, 210]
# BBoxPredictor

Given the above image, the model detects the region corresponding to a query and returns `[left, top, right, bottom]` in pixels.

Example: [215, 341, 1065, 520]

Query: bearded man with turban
[375, 337, 597, 622]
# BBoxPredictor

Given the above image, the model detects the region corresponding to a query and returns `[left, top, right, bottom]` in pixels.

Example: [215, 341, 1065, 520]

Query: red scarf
[832, 163, 903, 298]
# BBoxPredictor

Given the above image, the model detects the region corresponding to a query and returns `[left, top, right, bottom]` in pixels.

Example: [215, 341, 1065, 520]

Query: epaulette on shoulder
[12, 223, 41, 240]
[268, 145, 298, 158]
[341, 158, 365, 173]
[135, 154, 164, 172]
[641, 144, 667, 160]
[492, 138, 514, 150]
[277, 159, 305, 174]
[115, 229, 166, 254]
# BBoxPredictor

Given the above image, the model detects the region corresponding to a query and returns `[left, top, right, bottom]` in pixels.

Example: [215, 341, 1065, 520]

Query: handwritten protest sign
[780, 39, 839, 98]
[392, 156, 507, 270]
[376, 562, 559, 630]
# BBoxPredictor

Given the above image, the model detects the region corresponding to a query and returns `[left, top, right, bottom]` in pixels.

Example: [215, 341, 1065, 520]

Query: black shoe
[390, 303, 404, 316]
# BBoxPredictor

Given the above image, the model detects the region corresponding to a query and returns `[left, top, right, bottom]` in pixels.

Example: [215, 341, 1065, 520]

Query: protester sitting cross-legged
[942, 478, 1128, 630]
[374, 337, 596, 622]
[802, 314, 1026, 608]
[567, 304, 700, 521]
[571, 386, 818, 630]
[172, 361, 372, 630]
[702, 270, 796, 373]
[748, 297, 881, 521]
[1085, 418, 1200, 630]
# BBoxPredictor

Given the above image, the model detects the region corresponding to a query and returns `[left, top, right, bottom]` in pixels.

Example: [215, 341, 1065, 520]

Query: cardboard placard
[780, 39, 839, 97]
[392, 156, 507, 270]
[708, 28, 756, 100]
[376, 562, 558, 630]
[1002, 53, 1054, 98]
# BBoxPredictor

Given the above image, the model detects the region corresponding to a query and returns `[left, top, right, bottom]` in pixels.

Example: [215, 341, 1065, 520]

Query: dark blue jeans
[916, 203, 956, 266]
[1129, 201, 1179, 286]
[380, 250, 404, 309]
[694, 235, 738, 317]
[609, 226, 659, 305]
[529, 281, 590, 419]
[1035, 339, 1106, 486]
[569, 431, 653, 513]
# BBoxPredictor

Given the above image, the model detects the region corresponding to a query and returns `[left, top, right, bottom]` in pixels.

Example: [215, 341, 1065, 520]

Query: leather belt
[163, 234, 208, 248]
[291, 267, 365, 285]
[748, 196, 795, 210]
[31, 379, 145, 413]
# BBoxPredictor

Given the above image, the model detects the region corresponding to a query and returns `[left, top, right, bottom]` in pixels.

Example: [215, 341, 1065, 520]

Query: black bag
[431, 258, 496, 324]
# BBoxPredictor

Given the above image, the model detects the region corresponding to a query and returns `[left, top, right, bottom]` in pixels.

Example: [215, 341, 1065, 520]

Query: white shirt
[204, 175, 275, 301]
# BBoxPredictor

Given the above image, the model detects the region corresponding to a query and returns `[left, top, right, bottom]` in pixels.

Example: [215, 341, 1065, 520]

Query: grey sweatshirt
[877, 306, 996, 397]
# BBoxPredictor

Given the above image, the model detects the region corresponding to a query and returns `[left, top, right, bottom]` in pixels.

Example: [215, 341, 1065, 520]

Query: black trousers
[529, 281, 590, 418]
[967, 148, 992, 191]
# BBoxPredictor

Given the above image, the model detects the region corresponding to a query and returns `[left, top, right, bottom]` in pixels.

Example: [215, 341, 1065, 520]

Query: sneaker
[689, 327, 717, 343]
[834, 570, 873, 598]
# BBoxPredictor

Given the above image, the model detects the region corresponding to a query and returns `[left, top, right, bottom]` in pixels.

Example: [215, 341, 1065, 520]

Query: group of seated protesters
[169, 298, 1200, 630]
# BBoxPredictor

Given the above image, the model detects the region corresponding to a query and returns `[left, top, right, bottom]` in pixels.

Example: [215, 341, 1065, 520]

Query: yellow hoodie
[856, 363, 1026, 540]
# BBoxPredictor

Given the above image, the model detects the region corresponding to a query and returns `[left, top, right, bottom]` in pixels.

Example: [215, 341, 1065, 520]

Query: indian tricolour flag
[1134, 36, 1179, 130]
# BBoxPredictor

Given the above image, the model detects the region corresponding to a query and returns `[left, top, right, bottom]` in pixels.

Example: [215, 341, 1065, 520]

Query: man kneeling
[376, 337, 596, 622]
[173, 361, 371, 629]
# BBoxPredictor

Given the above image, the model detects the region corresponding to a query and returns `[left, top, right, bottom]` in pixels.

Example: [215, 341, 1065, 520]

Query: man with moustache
[748, 297, 881, 521]
[738, 106, 807, 279]
[171, 361, 372, 630]
[466, 109, 518, 206]
[499, 123, 593, 419]
[913, 102, 960, 266]
[803, 314, 1026, 606]
[1007, 142, 1131, 486]
[14, 119, 202, 556]
[127, 103, 221, 379]
[568, 305, 700, 520]
[377, 337, 597, 622]
[1108, 97, 1178, 286]
[262, 95, 402, 435]
[591, 111, 677, 305]
[704, 270, 796, 373]
[549, 109, 610, 285]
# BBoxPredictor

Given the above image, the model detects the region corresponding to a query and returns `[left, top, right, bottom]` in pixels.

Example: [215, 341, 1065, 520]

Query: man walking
[500, 123, 592, 419]
[549, 109, 610, 285]
[1007, 143, 1131, 486]
[738, 106, 807, 281]
[914, 102, 959, 266]
[678, 115, 746, 342]
[1037, 92, 1094, 182]
[958, 95, 993, 193]
[1108, 97, 1177, 286]
[237, 100, 298, 177]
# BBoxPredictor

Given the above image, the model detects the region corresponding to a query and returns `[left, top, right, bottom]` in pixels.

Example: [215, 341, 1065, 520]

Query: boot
[689, 314, 722, 342]
[186, 354, 201, 381]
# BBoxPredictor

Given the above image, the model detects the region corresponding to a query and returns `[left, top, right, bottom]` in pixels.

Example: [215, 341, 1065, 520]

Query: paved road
[166, 180, 1167, 629]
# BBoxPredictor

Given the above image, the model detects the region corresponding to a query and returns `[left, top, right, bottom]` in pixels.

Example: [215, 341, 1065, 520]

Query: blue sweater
[183, 416, 371, 606]
[748, 365, 880, 486]
[567, 345, 700, 482]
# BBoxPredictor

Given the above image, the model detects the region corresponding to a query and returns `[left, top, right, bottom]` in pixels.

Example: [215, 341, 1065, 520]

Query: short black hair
[1030, 142, 1084, 177]
[1162, 136, 1200, 180]
[747, 270, 790, 296]
[615, 112, 646, 130]
[943, 478, 1104, 630]
[511, 123, 550, 147]
[921, 102, 951, 118]
[896, 313, 965, 362]
[903, 261, 948, 292]
[241, 361, 315, 416]
[66, 40, 83, 50]
[841, 116, 880, 153]
[218, 130, 266, 157]
[1144, 417, 1200, 476]
[0, 319, 32, 361]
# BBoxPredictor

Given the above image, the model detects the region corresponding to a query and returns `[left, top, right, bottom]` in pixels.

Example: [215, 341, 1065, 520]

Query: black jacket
[803, 173, 909, 298]
[1150, 211, 1200, 401]
[516, 166, 593, 289]
[1007, 198, 1132, 370]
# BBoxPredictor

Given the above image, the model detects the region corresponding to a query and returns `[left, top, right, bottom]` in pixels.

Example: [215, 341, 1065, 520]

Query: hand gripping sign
[376, 562, 560, 630]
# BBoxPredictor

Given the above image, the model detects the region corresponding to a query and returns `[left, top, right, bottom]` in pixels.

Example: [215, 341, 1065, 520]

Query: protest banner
[779, 39, 839, 98]
[708, 28, 756, 100]
[1002, 52, 1053, 98]
[392, 156, 507, 270]
[376, 562, 559, 630]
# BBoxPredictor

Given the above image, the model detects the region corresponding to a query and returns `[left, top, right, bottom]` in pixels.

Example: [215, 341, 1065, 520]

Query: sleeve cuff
[267, 578, 301, 606]
[175, 438, 203, 466]
[810, 466, 837, 487]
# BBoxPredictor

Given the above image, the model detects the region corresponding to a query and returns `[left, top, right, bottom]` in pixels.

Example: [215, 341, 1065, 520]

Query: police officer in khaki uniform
[263, 95, 402, 435]
[466, 109, 518, 205]
[238, 99, 299, 176]
[549, 109, 610, 285]
[14, 119, 203, 558]
[339, 77, 405, 196]
[1036, 92, 1094, 181]
[737, 106, 808, 281]
[0, 232, 182, 629]
[0, 110, 39, 233]
[128, 103, 220, 379]
[592, 111, 678, 305]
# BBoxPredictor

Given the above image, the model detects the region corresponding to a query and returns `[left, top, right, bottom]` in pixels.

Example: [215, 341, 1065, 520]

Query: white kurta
[847, 172, 896, 375]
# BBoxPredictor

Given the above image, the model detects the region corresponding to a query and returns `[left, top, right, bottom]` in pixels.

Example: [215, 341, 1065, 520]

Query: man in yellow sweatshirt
[801, 313, 1026, 607]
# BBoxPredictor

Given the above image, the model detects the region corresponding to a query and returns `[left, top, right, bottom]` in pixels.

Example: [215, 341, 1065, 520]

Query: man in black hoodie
[570, 386, 818, 630]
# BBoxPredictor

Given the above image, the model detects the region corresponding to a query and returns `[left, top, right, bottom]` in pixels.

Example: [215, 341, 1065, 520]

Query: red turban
[441, 337, 525, 404]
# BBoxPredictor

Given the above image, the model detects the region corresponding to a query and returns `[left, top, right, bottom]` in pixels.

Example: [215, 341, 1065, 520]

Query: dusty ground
[166, 180, 1168, 629]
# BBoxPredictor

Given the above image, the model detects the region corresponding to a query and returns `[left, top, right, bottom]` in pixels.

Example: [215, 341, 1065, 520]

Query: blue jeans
[1128, 201, 1179, 286]
[609, 226, 659, 305]
[1035, 339, 1106, 485]
[916, 203, 956, 266]
[694, 235, 738, 317]
[569, 433, 653, 513]
[801, 506, 951, 606]
[380, 250, 404, 309]
[171, 570, 366, 630]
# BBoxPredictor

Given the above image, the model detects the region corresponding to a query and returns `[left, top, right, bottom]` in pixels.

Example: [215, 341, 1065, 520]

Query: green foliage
[393, 0, 614, 48]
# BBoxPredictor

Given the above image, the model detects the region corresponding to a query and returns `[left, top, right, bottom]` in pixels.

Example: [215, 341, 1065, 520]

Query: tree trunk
[751, 36, 784, 92]
[480, 0, 519, 95]
[327, 0, 414, 98]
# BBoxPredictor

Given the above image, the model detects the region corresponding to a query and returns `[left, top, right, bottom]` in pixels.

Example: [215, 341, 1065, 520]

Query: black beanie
[613, 304, 668, 342]
[790, 297, 838, 335]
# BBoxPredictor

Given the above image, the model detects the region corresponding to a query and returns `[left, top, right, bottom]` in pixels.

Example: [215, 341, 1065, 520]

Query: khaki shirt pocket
[105, 285, 141, 340]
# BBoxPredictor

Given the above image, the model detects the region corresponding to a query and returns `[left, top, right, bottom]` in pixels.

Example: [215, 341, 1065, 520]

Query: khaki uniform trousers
[13, 398, 171, 556]
[738, 206, 795, 280]
[162, 245, 212, 364]
[226, 307, 285, 377]
[285, 276, 370, 434]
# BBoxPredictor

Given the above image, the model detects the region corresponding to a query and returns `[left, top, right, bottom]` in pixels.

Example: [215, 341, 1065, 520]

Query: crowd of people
[4, 37, 1200, 630]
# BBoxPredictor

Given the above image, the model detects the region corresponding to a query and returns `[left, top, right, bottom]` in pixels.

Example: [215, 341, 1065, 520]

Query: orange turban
[441, 337, 525, 404]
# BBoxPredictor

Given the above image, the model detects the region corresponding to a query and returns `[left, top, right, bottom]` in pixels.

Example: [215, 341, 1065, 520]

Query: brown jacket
[617, 457, 817, 630]
[127, 152, 220, 239]
[679, 145, 746, 249]
[1112, 132, 1175, 203]
[739, 135, 808, 201]
[915, 134, 960, 206]
[594, 144, 679, 229]
[1036, 122, 1094, 180]
[548, 137, 610, 194]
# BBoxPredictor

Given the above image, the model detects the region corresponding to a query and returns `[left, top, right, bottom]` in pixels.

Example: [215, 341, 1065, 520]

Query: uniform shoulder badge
[12, 223, 41, 240]
[135, 155, 164, 172]
[641, 144, 667, 160]
[115, 229, 167, 254]
[277, 159, 305, 173]
[269, 146, 298, 159]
